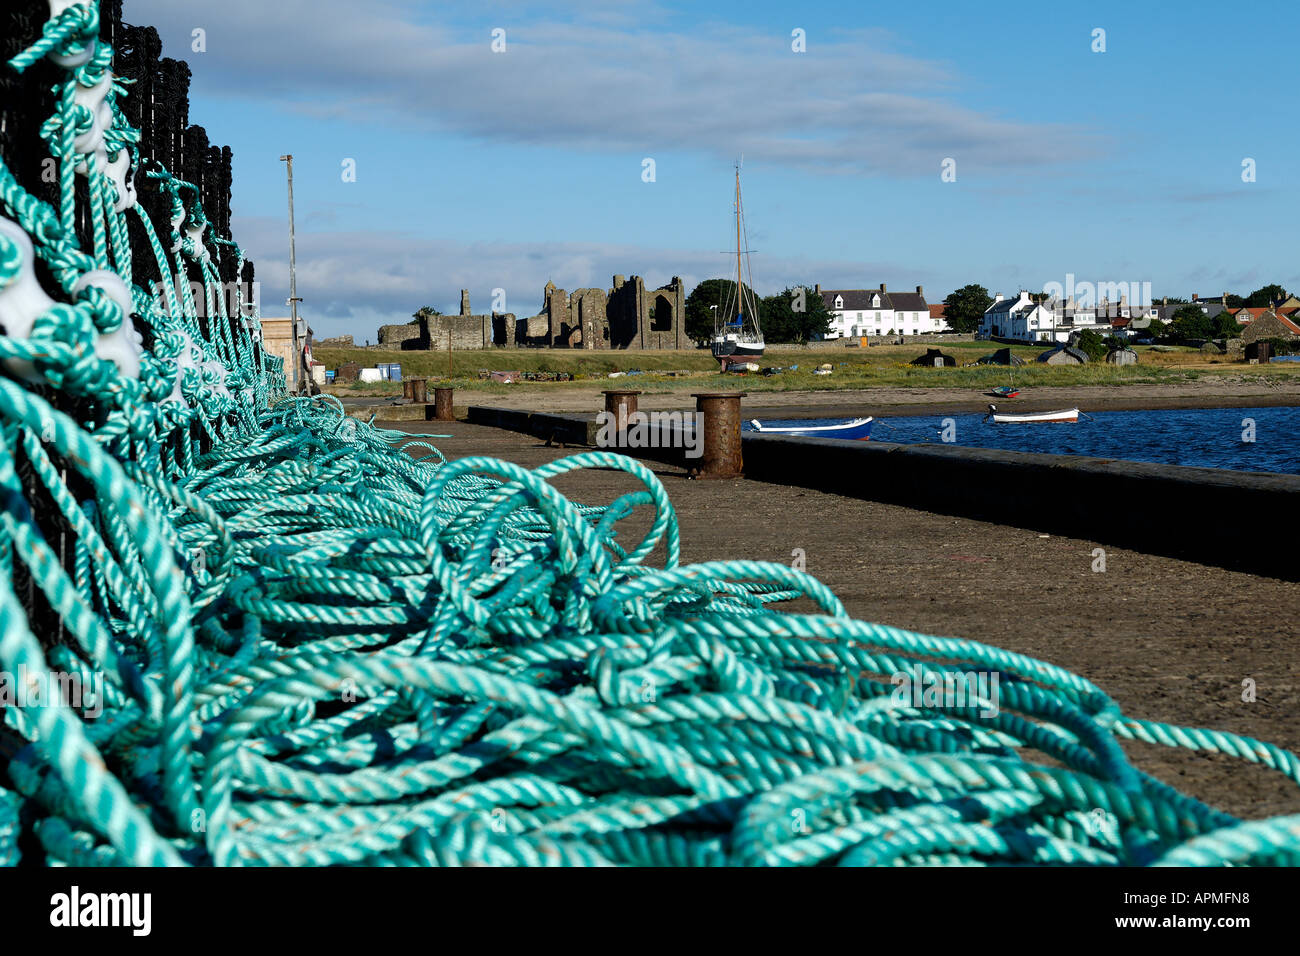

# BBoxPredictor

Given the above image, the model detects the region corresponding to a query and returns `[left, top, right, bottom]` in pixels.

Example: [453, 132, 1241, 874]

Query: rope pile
[3, 2, 1300, 867]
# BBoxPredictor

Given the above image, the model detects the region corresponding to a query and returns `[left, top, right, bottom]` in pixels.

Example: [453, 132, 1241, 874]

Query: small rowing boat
[747, 417, 873, 440]
[986, 405, 1078, 424]
[989, 386, 1021, 398]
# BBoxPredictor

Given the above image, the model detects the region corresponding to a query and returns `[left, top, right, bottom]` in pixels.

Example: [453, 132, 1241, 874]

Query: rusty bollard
[433, 386, 455, 422]
[602, 389, 641, 429]
[402, 379, 415, 402]
[408, 378, 428, 405]
[691, 391, 746, 478]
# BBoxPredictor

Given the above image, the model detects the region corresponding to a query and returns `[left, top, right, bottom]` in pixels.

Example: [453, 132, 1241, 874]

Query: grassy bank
[315, 343, 1300, 399]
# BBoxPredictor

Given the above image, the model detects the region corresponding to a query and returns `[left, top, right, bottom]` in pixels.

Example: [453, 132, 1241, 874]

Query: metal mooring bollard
[408, 378, 428, 404]
[402, 379, 415, 402]
[433, 386, 455, 422]
[691, 391, 746, 478]
[602, 389, 641, 428]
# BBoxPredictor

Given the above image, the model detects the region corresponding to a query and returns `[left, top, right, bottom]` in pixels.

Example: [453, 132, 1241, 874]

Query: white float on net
[46, 1, 98, 69]
[73, 269, 142, 380]
[0, 217, 55, 382]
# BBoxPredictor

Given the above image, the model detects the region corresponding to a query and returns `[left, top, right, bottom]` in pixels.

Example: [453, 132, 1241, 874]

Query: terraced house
[817, 284, 945, 339]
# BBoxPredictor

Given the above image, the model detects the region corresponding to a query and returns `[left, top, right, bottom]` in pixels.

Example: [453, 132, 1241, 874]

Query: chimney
[880, 282, 887, 293]
[1192, 293, 1198, 302]
[1222, 292, 1228, 305]
[916, 285, 924, 297]
[1162, 296, 1167, 306]
[814, 284, 821, 295]
[995, 293, 1004, 303]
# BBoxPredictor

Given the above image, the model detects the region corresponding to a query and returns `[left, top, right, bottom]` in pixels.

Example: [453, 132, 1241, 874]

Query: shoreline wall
[466, 405, 1300, 580]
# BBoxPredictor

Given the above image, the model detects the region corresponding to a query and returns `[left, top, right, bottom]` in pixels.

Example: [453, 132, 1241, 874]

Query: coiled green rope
[0, 787, 19, 867]
[3, 390, 1300, 867]
[3, 2, 1300, 867]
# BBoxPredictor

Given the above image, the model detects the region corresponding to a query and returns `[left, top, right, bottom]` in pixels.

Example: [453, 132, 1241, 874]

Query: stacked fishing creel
[3, 2, 1300, 868]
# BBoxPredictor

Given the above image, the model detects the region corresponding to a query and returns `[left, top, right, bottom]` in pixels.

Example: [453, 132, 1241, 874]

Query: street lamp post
[280, 154, 303, 393]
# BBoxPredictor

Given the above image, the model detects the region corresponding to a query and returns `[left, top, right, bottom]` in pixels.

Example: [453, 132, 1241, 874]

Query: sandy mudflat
[467, 379, 1300, 418]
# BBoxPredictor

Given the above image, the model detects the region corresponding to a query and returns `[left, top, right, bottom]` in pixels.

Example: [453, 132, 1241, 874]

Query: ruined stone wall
[425, 313, 492, 350]
[495, 311, 557, 348]
[644, 280, 685, 350]
[524, 313, 550, 340]
[508, 312, 550, 348]
[386, 276, 688, 352]
[378, 324, 424, 349]
[547, 286, 576, 348]
[606, 278, 643, 349]
[606, 276, 684, 349]
[571, 288, 609, 350]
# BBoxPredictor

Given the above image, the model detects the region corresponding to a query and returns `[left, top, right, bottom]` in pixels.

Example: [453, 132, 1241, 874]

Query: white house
[817, 284, 946, 339]
[1044, 297, 1145, 343]
[981, 292, 1056, 342]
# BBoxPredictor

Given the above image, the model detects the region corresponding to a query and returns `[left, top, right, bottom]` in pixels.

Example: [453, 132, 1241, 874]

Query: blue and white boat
[747, 417, 874, 440]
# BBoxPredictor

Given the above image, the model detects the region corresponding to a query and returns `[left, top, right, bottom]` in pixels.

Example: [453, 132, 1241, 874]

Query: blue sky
[127, 0, 1300, 339]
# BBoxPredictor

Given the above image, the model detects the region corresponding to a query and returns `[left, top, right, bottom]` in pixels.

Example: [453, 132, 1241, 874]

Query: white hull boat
[748, 417, 873, 440]
[987, 405, 1079, 424]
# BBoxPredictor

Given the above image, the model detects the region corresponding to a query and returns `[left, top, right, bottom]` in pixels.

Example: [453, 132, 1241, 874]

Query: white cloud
[117, 0, 1084, 339]
[125, 0, 1089, 175]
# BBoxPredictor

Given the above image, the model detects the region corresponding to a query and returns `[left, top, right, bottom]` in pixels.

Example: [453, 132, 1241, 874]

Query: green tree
[943, 284, 993, 334]
[410, 306, 442, 326]
[759, 285, 834, 344]
[1168, 304, 1214, 343]
[1245, 285, 1287, 308]
[1074, 329, 1108, 361]
[1212, 312, 1243, 338]
[1143, 318, 1169, 341]
[685, 279, 762, 346]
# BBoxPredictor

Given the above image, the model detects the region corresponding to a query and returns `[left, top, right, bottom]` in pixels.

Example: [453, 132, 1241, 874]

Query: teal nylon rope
[3, 2, 1300, 868]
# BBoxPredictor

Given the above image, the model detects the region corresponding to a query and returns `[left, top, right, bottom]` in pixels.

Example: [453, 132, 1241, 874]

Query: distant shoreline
[744, 390, 1300, 420]
[411, 381, 1300, 418]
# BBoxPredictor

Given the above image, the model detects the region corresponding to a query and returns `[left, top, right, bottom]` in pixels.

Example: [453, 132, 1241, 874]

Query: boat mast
[735, 165, 743, 324]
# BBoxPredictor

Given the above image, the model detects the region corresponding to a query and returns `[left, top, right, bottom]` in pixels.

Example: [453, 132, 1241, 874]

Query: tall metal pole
[280, 154, 302, 393]
[735, 166, 743, 319]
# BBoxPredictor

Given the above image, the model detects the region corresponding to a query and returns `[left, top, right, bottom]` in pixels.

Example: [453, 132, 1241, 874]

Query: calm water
[744, 406, 1300, 475]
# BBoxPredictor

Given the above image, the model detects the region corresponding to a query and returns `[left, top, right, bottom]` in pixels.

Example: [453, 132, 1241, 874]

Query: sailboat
[712, 166, 765, 367]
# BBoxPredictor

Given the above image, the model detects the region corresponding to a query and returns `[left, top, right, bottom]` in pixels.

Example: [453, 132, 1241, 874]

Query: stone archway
[651, 295, 673, 332]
